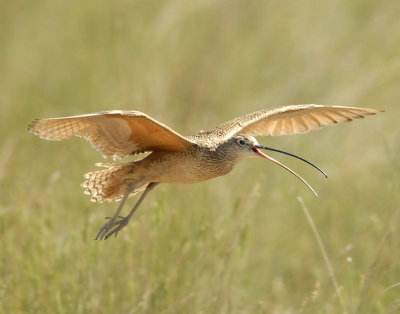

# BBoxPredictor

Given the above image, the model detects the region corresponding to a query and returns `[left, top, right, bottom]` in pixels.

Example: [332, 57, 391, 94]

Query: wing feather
[296, 116, 309, 133]
[28, 110, 193, 159]
[207, 105, 381, 140]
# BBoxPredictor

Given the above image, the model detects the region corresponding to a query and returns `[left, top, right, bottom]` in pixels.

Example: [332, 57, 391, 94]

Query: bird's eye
[238, 139, 246, 146]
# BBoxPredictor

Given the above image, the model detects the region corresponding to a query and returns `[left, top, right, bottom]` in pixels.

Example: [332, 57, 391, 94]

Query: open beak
[251, 145, 328, 197]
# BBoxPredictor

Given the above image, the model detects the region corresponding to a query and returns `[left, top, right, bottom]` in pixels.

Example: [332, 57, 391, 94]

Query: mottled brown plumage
[28, 105, 381, 239]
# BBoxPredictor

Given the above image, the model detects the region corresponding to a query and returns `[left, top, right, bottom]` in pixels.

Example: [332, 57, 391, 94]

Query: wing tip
[349, 107, 384, 118]
[27, 118, 66, 141]
[27, 118, 41, 134]
[27, 118, 54, 139]
[361, 108, 384, 114]
[334, 106, 383, 114]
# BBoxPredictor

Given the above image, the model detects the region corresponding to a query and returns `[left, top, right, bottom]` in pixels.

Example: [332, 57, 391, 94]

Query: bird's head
[228, 135, 328, 196]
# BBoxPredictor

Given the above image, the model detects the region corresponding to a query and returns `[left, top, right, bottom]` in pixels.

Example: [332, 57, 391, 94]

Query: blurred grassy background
[1, 0, 399, 313]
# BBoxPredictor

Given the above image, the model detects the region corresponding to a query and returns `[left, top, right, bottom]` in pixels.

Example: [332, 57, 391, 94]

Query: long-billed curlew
[28, 105, 381, 239]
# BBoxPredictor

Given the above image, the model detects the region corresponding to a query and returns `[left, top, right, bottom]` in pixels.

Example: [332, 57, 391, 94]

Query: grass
[297, 196, 347, 313]
[1, 0, 400, 313]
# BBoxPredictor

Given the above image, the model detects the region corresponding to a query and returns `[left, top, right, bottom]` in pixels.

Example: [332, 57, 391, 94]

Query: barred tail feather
[81, 162, 144, 202]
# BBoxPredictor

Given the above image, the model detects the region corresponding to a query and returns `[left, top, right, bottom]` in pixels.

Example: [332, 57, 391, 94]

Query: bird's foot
[95, 216, 130, 240]
[95, 216, 123, 240]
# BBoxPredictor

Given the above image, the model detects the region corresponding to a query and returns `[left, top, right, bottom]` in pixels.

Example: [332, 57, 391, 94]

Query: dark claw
[103, 217, 129, 239]
[96, 215, 127, 240]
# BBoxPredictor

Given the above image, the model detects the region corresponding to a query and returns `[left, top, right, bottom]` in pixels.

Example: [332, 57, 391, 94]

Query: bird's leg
[95, 180, 142, 240]
[102, 182, 159, 240]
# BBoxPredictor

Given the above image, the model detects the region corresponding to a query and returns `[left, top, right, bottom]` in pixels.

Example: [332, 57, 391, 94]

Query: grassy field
[1, 0, 400, 313]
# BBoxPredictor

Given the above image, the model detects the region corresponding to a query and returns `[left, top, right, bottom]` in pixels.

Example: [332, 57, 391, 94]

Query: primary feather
[202, 105, 381, 141]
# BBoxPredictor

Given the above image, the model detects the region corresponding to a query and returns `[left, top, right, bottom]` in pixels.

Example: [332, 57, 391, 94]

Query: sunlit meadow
[1, 1, 399, 313]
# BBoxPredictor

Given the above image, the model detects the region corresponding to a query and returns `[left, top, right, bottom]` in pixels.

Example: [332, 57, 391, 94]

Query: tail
[81, 162, 146, 202]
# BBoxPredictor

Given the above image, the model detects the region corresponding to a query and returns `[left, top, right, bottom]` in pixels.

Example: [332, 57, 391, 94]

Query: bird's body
[82, 136, 251, 202]
[28, 105, 381, 239]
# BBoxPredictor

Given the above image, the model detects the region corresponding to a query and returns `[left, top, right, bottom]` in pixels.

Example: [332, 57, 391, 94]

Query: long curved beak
[252, 145, 328, 197]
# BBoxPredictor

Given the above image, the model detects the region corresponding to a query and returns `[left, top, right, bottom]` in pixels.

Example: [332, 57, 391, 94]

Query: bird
[27, 105, 381, 240]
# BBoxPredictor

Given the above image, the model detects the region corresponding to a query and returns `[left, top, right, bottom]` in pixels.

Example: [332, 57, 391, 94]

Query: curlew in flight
[28, 105, 381, 239]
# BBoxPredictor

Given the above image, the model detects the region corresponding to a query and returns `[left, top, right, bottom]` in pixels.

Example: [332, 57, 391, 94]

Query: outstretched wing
[207, 105, 381, 140]
[28, 110, 193, 159]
